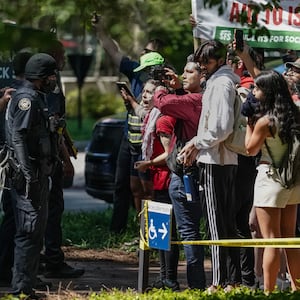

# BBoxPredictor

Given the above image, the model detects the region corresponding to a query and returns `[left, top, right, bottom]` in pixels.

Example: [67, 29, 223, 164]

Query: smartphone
[116, 81, 134, 98]
[235, 29, 244, 52]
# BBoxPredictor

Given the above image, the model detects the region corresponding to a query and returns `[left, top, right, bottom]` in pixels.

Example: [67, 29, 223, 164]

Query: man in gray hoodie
[180, 40, 241, 292]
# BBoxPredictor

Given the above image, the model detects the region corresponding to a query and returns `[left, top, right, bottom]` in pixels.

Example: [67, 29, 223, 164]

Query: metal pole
[78, 84, 82, 130]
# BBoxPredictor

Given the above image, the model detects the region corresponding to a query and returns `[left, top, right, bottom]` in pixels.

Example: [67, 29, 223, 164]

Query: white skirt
[254, 164, 300, 208]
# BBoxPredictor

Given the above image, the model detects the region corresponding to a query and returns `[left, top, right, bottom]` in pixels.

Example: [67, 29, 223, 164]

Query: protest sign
[191, 0, 300, 49]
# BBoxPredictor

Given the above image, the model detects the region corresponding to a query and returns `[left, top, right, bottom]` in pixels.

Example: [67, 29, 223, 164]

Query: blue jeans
[169, 173, 206, 289]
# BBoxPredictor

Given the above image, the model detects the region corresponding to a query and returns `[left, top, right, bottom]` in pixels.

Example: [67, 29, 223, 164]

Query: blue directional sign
[147, 201, 172, 251]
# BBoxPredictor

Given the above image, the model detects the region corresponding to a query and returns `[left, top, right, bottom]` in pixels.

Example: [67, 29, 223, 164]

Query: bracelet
[150, 160, 153, 166]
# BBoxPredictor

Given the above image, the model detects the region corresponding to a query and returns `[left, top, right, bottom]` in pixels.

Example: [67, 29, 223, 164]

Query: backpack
[224, 86, 250, 156]
[265, 124, 300, 189]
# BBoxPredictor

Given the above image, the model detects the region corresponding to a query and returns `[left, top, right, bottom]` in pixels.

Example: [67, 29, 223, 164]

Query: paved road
[64, 152, 111, 212]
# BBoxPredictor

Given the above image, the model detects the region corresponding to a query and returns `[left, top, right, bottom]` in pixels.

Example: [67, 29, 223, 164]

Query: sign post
[138, 200, 173, 293]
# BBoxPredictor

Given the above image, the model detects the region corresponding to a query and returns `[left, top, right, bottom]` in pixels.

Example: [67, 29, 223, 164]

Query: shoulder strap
[174, 119, 183, 141]
[264, 139, 276, 165]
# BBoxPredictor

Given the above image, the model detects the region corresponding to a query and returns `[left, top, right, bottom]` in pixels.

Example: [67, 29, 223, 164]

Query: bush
[66, 87, 124, 119]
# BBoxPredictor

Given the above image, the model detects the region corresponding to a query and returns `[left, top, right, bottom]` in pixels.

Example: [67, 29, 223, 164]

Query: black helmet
[25, 53, 57, 79]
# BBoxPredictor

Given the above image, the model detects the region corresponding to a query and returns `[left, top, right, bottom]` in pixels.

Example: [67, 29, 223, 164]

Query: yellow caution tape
[138, 201, 150, 251]
[141, 200, 300, 249]
[171, 237, 300, 248]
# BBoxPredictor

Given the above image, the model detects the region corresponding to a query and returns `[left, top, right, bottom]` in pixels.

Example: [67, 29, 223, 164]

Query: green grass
[62, 207, 139, 249]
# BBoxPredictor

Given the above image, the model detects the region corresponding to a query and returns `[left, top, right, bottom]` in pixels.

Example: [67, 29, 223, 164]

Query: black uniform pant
[0, 189, 15, 281]
[44, 161, 65, 267]
[11, 175, 49, 295]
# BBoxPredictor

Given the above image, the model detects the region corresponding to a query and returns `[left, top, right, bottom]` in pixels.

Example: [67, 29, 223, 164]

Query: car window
[89, 124, 123, 153]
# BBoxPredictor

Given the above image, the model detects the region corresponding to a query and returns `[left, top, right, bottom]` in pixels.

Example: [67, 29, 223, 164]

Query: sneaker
[224, 284, 235, 293]
[151, 278, 165, 289]
[206, 285, 218, 294]
[276, 277, 290, 291]
[34, 277, 52, 290]
[43, 262, 85, 278]
[163, 279, 180, 291]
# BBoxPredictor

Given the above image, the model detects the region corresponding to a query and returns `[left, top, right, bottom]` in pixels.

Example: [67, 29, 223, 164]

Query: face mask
[41, 78, 57, 94]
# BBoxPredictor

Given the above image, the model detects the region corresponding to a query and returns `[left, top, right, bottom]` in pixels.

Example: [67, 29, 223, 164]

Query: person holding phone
[92, 14, 166, 232]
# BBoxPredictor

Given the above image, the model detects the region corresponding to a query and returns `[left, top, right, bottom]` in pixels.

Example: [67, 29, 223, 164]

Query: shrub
[66, 87, 124, 119]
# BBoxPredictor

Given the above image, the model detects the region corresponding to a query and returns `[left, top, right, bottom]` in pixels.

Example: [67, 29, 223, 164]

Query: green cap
[133, 52, 164, 72]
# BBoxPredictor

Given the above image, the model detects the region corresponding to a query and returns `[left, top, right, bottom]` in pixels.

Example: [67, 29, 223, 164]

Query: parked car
[85, 112, 126, 203]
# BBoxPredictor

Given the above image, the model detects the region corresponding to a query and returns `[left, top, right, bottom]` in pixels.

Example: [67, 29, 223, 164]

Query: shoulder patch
[18, 98, 31, 111]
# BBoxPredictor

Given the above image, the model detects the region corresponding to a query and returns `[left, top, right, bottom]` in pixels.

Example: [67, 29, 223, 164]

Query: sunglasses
[143, 48, 153, 53]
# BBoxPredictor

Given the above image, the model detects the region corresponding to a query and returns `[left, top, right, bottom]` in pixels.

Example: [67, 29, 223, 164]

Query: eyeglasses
[143, 48, 153, 53]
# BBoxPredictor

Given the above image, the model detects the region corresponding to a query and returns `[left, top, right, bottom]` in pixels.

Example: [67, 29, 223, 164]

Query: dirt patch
[0, 246, 212, 298]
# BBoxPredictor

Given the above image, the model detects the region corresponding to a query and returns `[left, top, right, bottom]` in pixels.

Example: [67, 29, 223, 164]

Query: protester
[245, 70, 300, 292]
[179, 40, 241, 292]
[92, 15, 165, 231]
[283, 58, 300, 105]
[134, 83, 179, 291]
[236, 41, 299, 289]
[153, 57, 206, 289]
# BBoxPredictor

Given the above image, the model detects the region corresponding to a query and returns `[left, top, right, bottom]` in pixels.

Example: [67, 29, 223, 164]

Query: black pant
[200, 163, 240, 287]
[110, 136, 133, 233]
[236, 155, 257, 286]
[44, 161, 65, 267]
[0, 189, 15, 281]
[12, 174, 49, 295]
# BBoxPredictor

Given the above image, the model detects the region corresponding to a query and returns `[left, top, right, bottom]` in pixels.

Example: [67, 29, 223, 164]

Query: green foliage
[65, 87, 124, 119]
[0, 0, 287, 74]
[76, 287, 300, 299]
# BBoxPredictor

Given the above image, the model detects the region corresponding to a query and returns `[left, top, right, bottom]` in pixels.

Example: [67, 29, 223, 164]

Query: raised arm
[91, 14, 123, 68]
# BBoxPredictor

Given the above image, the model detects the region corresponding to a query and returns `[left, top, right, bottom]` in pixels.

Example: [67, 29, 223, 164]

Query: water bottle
[183, 172, 197, 202]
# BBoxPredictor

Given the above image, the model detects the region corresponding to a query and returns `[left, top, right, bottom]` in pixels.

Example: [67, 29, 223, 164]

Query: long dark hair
[255, 70, 300, 143]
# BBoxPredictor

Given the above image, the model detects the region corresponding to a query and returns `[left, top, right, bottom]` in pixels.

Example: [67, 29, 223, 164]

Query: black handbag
[166, 120, 185, 177]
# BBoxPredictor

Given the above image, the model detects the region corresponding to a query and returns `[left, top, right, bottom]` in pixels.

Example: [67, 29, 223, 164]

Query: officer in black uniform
[0, 52, 31, 285]
[41, 40, 84, 278]
[6, 53, 57, 297]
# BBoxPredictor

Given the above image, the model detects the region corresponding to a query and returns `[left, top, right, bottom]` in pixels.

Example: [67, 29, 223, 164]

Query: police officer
[0, 52, 31, 286]
[41, 40, 84, 278]
[6, 53, 57, 297]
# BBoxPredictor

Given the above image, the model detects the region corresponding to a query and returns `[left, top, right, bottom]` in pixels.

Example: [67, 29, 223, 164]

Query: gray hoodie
[190, 64, 240, 165]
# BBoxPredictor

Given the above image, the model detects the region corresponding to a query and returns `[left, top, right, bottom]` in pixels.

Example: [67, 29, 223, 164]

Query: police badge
[18, 98, 31, 111]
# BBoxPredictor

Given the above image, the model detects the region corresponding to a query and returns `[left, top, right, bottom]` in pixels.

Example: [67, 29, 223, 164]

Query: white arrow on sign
[158, 223, 168, 240]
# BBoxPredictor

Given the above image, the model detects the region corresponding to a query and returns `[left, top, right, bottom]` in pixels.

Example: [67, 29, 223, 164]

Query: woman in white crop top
[245, 70, 300, 293]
